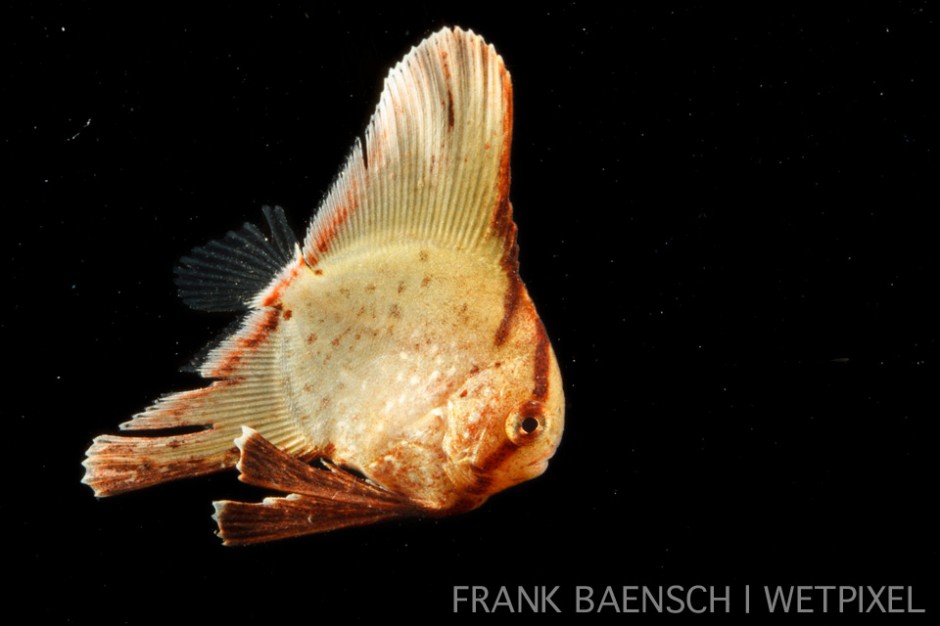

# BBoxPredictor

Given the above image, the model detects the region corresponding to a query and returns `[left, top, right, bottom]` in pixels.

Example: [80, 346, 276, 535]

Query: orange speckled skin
[275, 242, 564, 513]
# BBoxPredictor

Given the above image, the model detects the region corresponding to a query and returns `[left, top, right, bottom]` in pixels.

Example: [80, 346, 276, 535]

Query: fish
[82, 26, 565, 545]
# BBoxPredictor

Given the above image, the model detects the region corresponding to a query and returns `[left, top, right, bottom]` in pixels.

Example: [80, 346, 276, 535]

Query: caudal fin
[83, 207, 313, 496]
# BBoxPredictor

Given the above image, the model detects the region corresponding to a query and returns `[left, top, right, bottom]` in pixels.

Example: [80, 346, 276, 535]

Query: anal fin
[213, 428, 419, 545]
[83, 428, 239, 496]
[83, 308, 312, 497]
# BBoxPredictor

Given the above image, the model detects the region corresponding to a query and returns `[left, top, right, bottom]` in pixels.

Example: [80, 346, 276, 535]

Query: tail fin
[83, 207, 313, 496]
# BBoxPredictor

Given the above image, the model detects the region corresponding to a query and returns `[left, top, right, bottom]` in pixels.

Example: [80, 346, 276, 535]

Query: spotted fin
[213, 428, 419, 546]
[303, 27, 517, 271]
[83, 307, 315, 496]
[83, 202, 316, 496]
[175, 205, 299, 312]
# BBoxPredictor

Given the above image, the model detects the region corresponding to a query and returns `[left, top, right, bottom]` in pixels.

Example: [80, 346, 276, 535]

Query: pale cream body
[279, 241, 561, 510]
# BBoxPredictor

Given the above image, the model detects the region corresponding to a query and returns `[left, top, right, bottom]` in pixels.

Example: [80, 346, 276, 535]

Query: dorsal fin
[175, 205, 299, 312]
[303, 27, 516, 269]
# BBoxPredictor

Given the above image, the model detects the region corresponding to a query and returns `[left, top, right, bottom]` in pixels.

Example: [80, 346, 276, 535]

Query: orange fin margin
[83, 306, 314, 497]
[301, 27, 515, 267]
[212, 428, 420, 546]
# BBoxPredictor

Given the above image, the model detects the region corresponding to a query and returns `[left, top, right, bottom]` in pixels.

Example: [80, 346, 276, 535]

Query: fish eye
[506, 401, 545, 445]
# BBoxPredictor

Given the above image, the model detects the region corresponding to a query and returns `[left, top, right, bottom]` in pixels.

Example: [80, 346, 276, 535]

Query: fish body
[83, 27, 564, 543]
[277, 242, 562, 512]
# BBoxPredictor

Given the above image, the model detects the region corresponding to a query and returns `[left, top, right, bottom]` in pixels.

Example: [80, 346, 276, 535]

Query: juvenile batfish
[82, 27, 565, 545]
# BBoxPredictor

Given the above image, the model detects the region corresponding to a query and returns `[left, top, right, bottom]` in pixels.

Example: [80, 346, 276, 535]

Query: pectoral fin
[212, 428, 419, 545]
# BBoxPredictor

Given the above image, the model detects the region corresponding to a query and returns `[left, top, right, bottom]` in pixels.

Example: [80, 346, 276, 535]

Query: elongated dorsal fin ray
[175, 205, 300, 312]
[303, 27, 515, 267]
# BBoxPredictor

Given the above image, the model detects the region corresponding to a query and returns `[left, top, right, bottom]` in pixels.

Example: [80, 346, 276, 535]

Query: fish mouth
[523, 459, 548, 480]
[526, 459, 548, 472]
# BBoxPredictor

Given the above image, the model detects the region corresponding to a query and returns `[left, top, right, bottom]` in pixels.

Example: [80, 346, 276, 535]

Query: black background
[6, 3, 934, 623]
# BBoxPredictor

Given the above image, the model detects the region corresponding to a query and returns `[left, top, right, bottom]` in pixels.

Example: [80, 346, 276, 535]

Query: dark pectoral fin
[175, 205, 299, 312]
[212, 428, 419, 545]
